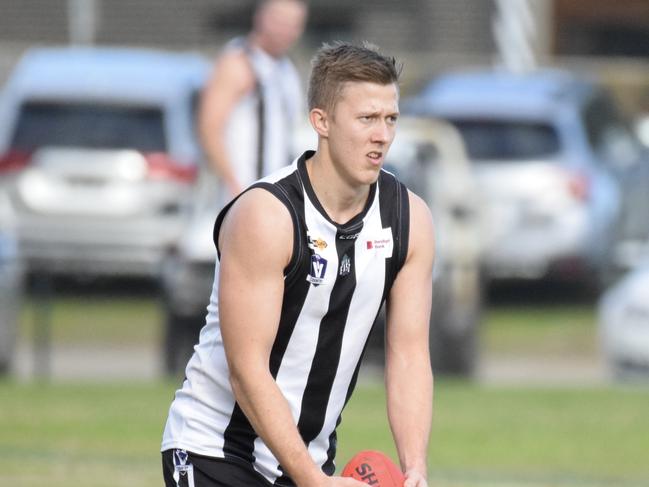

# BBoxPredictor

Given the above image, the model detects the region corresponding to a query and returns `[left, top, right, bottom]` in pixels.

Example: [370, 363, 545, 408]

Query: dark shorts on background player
[162, 449, 273, 487]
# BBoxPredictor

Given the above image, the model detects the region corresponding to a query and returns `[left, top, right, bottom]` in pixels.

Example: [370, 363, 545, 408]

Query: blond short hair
[308, 41, 402, 112]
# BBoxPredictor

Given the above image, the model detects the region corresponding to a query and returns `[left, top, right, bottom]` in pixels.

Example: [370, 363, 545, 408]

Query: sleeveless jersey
[162, 151, 410, 486]
[223, 37, 302, 188]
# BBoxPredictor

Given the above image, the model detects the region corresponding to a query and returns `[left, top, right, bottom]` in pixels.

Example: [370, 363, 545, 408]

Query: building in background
[0, 2, 646, 70]
[0, 1, 647, 117]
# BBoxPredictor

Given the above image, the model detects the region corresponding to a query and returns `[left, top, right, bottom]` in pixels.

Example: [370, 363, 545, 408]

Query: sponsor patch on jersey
[307, 254, 328, 285]
[339, 254, 351, 276]
[366, 227, 393, 258]
[307, 233, 328, 250]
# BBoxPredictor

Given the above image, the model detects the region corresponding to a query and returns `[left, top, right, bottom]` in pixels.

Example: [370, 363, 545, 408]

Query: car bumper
[480, 215, 600, 280]
[17, 216, 184, 278]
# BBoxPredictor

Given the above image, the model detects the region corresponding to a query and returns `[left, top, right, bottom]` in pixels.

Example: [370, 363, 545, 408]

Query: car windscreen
[10, 101, 167, 152]
[447, 119, 560, 161]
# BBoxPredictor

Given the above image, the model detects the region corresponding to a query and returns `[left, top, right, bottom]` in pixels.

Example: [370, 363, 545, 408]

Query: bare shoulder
[219, 188, 294, 268]
[408, 191, 434, 235]
[209, 49, 256, 94]
[406, 190, 435, 262]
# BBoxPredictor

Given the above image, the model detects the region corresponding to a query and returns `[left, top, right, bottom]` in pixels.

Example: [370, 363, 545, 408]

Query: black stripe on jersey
[322, 295, 386, 475]
[379, 171, 410, 299]
[213, 178, 304, 280]
[273, 233, 359, 486]
[269, 178, 311, 378]
[297, 234, 357, 443]
[222, 404, 257, 464]
[221, 173, 310, 467]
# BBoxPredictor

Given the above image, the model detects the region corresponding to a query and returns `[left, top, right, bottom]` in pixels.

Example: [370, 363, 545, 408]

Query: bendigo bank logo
[367, 238, 390, 250]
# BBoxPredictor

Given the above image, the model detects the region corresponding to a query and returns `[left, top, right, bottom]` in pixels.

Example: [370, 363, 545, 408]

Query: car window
[447, 119, 560, 161]
[10, 101, 167, 152]
[582, 92, 642, 163]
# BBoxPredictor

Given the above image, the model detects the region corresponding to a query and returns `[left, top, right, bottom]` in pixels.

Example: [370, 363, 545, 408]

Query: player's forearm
[228, 367, 327, 486]
[385, 348, 433, 477]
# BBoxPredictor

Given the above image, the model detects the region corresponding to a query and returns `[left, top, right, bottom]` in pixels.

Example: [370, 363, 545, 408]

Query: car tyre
[429, 265, 482, 376]
[163, 308, 204, 376]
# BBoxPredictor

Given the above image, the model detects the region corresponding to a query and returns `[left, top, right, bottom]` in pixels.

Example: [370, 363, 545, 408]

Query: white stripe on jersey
[307, 188, 387, 468]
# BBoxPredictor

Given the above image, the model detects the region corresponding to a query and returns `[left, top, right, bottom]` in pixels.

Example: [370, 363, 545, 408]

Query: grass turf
[1, 379, 648, 487]
[7, 290, 647, 485]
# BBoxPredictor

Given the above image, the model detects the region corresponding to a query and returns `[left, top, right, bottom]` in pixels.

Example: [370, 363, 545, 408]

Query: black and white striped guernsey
[162, 151, 410, 486]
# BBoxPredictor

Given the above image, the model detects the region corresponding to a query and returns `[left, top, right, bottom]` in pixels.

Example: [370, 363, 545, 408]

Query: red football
[341, 450, 405, 486]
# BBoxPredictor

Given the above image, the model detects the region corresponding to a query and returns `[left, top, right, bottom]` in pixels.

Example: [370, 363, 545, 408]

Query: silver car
[0, 47, 209, 278]
[408, 69, 649, 287]
[383, 117, 483, 375]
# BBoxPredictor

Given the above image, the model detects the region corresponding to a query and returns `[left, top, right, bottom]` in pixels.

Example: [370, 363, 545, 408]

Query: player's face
[256, 0, 307, 57]
[326, 81, 399, 186]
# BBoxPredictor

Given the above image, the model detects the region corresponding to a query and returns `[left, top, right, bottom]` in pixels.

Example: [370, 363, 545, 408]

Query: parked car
[160, 168, 221, 374]
[161, 116, 483, 376]
[599, 264, 649, 380]
[407, 69, 649, 287]
[0, 192, 22, 375]
[0, 47, 210, 278]
[383, 117, 483, 375]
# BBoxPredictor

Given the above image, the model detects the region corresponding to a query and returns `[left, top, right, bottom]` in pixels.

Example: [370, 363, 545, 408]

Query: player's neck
[307, 151, 371, 225]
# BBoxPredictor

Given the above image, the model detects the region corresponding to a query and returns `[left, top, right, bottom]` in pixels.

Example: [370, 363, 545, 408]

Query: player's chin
[360, 166, 382, 184]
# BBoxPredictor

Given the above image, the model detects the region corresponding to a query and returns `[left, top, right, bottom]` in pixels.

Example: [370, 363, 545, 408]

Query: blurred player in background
[199, 0, 308, 199]
[162, 42, 434, 487]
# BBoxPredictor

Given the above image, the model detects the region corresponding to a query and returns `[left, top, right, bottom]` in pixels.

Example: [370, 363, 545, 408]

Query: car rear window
[448, 119, 560, 161]
[10, 101, 167, 152]
[582, 92, 642, 163]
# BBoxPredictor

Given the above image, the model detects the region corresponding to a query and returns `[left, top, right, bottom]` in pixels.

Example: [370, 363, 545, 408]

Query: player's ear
[309, 108, 329, 138]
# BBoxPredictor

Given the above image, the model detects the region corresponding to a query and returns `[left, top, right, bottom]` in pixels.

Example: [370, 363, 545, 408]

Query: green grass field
[3, 290, 647, 486]
[0, 380, 648, 487]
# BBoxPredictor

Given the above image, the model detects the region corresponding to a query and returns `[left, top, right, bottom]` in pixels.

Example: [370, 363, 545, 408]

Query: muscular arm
[384, 191, 435, 487]
[198, 50, 255, 196]
[218, 189, 364, 487]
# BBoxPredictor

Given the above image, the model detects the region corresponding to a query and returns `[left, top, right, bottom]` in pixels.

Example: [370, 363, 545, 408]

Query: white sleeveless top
[162, 152, 411, 486]
[224, 37, 303, 191]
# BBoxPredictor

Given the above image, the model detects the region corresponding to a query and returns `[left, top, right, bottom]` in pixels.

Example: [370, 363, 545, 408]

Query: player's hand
[403, 468, 428, 487]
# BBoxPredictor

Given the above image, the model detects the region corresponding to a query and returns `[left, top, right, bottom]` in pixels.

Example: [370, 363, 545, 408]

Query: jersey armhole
[213, 182, 302, 279]
[395, 181, 410, 273]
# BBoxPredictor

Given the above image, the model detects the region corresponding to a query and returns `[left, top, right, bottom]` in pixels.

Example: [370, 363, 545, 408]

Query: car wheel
[611, 358, 649, 382]
[0, 358, 10, 377]
[163, 309, 204, 376]
[429, 265, 483, 376]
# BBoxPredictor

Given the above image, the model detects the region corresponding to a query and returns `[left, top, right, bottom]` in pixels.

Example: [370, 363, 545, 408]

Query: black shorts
[162, 449, 273, 487]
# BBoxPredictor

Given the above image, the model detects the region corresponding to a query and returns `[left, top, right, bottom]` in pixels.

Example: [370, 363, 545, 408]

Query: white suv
[408, 69, 649, 287]
[0, 47, 209, 278]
